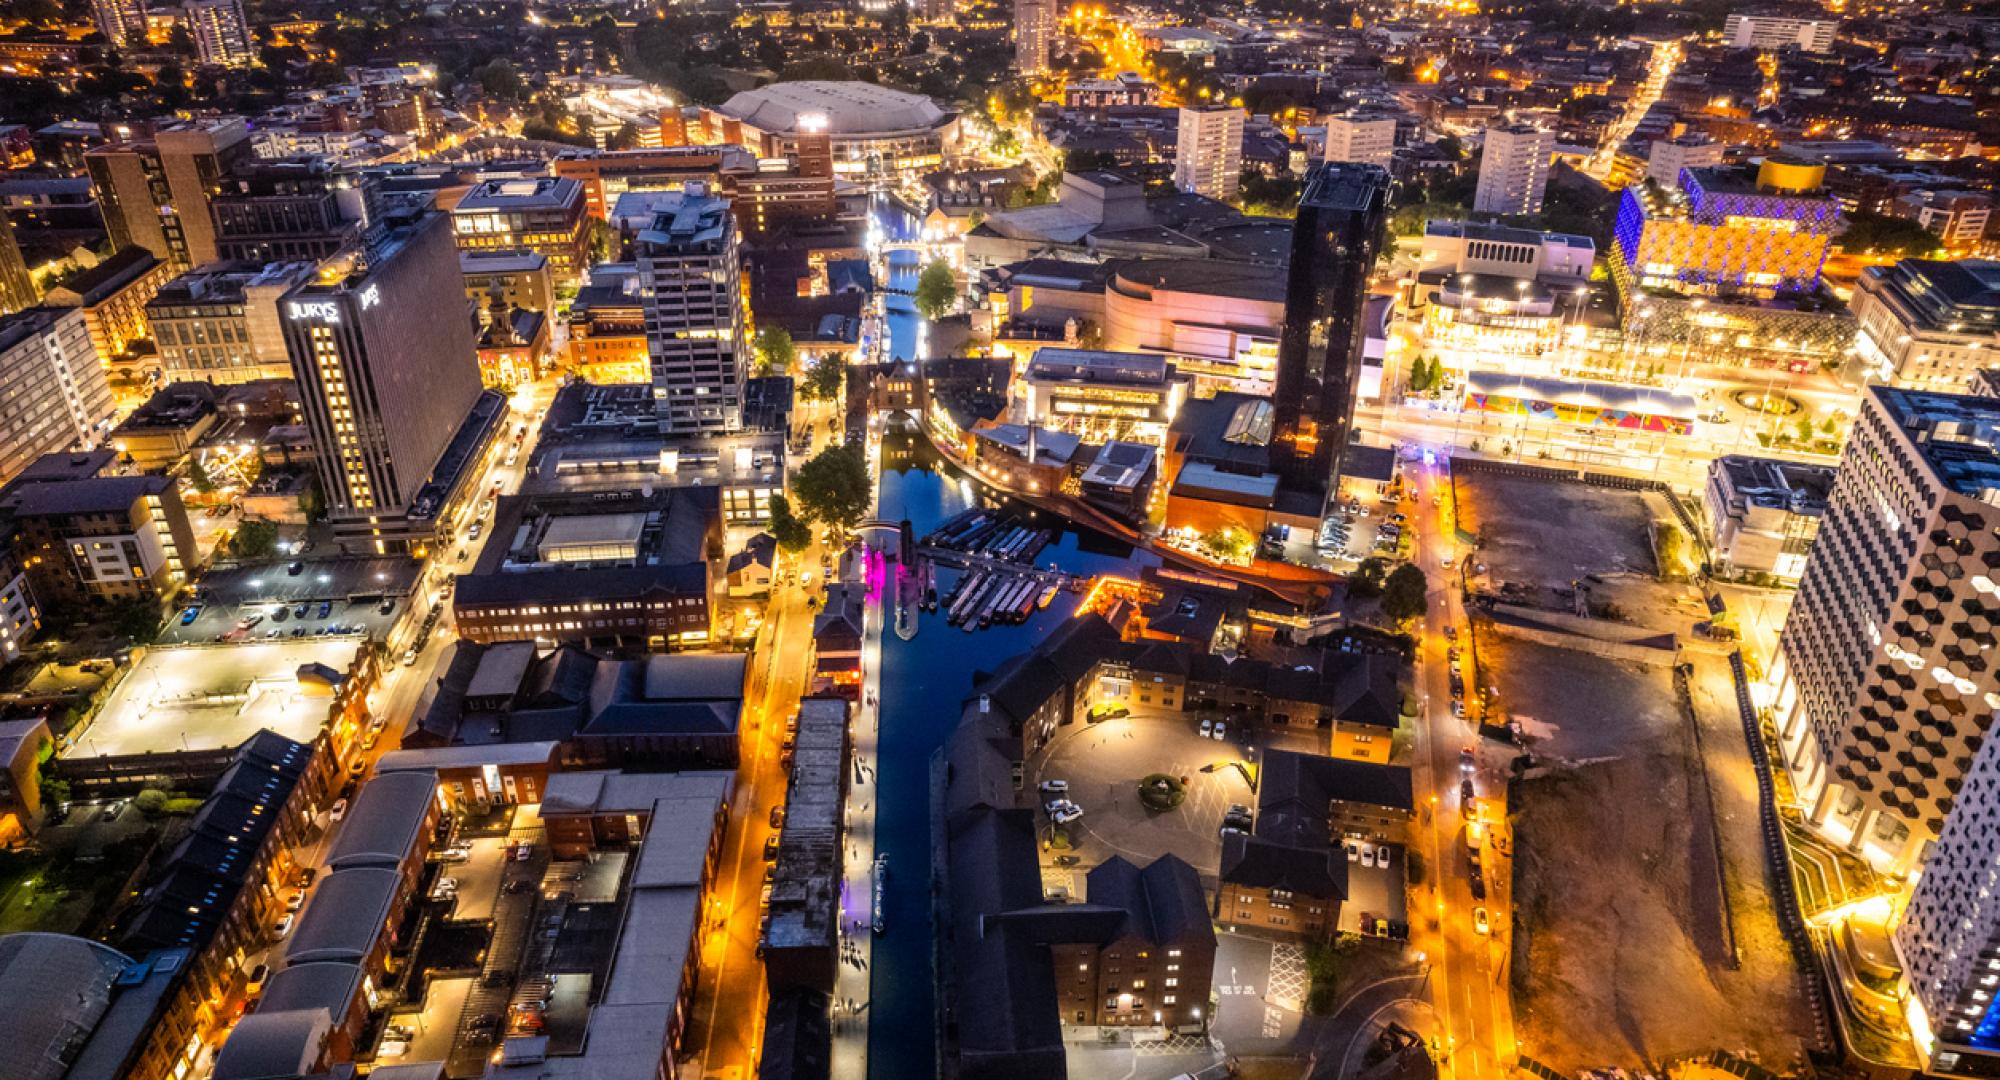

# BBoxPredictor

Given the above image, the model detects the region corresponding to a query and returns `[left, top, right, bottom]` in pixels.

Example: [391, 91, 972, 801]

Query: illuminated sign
[287, 301, 340, 323]
[359, 284, 381, 309]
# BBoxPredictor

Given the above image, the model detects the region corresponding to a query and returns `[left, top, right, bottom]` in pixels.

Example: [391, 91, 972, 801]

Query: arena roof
[717, 81, 952, 136]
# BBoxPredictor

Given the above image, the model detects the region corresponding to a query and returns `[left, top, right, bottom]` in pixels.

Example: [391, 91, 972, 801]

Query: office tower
[1722, 13, 1837, 53]
[0, 214, 35, 315]
[450, 177, 591, 286]
[1473, 124, 1555, 215]
[282, 210, 486, 552]
[634, 188, 748, 433]
[0, 308, 115, 487]
[1771, 386, 2000, 871]
[210, 157, 363, 262]
[1270, 162, 1390, 501]
[91, 0, 149, 50]
[85, 118, 253, 271]
[183, 0, 255, 67]
[1174, 105, 1245, 201]
[1015, 0, 1054, 76]
[1896, 729, 2000, 1076]
[1852, 260, 2000, 393]
[1324, 113, 1396, 169]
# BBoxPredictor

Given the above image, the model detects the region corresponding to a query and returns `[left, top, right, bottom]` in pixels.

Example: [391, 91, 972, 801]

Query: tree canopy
[1837, 213, 1944, 258]
[913, 260, 958, 321]
[1380, 563, 1430, 622]
[756, 325, 798, 377]
[801, 354, 845, 402]
[767, 494, 814, 553]
[790, 445, 873, 537]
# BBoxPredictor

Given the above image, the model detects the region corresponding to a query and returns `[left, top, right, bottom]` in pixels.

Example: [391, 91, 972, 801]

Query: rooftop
[718, 81, 953, 135]
[66, 641, 363, 759]
[1424, 219, 1594, 251]
[454, 176, 583, 213]
[1875, 385, 2000, 500]
[1024, 347, 1172, 387]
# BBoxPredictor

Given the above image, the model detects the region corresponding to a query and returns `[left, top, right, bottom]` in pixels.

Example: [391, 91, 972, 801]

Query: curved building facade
[709, 81, 959, 179]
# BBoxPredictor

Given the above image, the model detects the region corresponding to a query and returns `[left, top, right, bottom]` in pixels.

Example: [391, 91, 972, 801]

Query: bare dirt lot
[1457, 471, 1702, 636]
[1461, 471, 1814, 1071]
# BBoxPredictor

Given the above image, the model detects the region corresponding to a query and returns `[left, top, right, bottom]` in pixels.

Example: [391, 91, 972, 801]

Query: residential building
[0, 717, 50, 835]
[85, 119, 254, 271]
[1064, 74, 1157, 111]
[0, 547, 37, 662]
[461, 249, 556, 315]
[209, 157, 361, 263]
[147, 260, 316, 384]
[1851, 260, 2000, 393]
[1015, 0, 1054, 76]
[0, 308, 114, 487]
[1893, 190, 1992, 251]
[111, 733, 326, 1080]
[451, 487, 721, 652]
[1647, 135, 1725, 186]
[1771, 386, 2000, 870]
[1219, 750, 1414, 941]
[1703, 455, 1835, 582]
[1052, 856, 1217, 1030]
[0, 214, 33, 315]
[450, 177, 592, 285]
[43, 246, 173, 365]
[1174, 106, 1245, 202]
[1895, 730, 2000, 1076]
[1272, 162, 1391, 502]
[183, 0, 255, 67]
[1473, 125, 1555, 216]
[634, 188, 749, 434]
[1723, 12, 1837, 53]
[0, 465, 196, 604]
[91, 0, 149, 49]
[282, 208, 500, 554]
[1323, 112, 1396, 169]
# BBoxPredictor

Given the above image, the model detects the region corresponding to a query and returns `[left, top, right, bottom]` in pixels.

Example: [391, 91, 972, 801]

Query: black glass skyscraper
[1272, 161, 1390, 503]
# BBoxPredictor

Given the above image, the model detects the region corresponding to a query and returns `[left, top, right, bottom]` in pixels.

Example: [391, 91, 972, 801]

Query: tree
[586, 217, 615, 264]
[1838, 212, 1943, 258]
[106, 596, 162, 644]
[802, 355, 844, 402]
[913, 260, 957, 321]
[1380, 563, 1430, 622]
[229, 518, 279, 559]
[790, 445, 872, 537]
[755, 325, 797, 378]
[1200, 526, 1256, 563]
[134, 789, 170, 817]
[187, 456, 216, 494]
[767, 494, 813, 553]
[606, 121, 642, 151]
[1351, 556, 1389, 597]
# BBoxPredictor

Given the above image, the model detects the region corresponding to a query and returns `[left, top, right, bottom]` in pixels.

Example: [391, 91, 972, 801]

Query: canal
[866, 426, 1155, 1077]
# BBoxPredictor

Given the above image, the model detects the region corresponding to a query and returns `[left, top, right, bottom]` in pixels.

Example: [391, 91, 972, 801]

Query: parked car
[318, 601, 332, 618]
[329, 798, 348, 822]
[1212, 720, 1227, 742]
[1473, 907, 1491, 935]
[179, 605, 201, 625]
[1359, 844, 1376, 868]
[1198, 718, 1213, 738]
[245, 963, 269, 994]
[273, 914, 295, 938]
[769, 805, 785, 829]
[1038, 779, 1069, 798]
[764, 835, 781, 861]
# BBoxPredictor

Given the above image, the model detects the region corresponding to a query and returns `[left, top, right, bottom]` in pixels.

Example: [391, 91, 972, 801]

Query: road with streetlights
[1401, 451, 1517, 1080]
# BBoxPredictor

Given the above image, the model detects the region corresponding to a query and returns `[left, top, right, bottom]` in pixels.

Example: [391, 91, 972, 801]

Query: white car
[1359, 844, 1376, 868]
[329, 798, 348, 822]
[1038, 779, 1069, 798]
[274, 914, 295, 938]
[1473, 906, 1491, 935]
[1051, 804, 1084, 826]
[1212, 720, 1227, 742]
[1198, 718, 1214, 738]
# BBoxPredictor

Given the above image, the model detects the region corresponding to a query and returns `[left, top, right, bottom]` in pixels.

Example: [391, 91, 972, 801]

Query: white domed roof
[718, 81, 952, 136]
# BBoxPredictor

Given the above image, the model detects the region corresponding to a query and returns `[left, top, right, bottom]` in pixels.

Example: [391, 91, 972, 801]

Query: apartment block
[1473, 124, 1555, 215]
[1704, 454, 1835, 582]
[1015, 0, 1054, 75]
[0, 461, 196, 604]
[43, 246, 172, 365]
[184, 0, 255, 67]
[1174, 106, 1245, 202]
[85, 118, 253, 271]
[1323, 112, 1396, 169]
[0, 307, 114, 487]
[1896, 729, 2000, 1076]
[634, 188, 749, 434]
[1772, 386, 2000, 870]
[1723, 12, 1838, 53]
